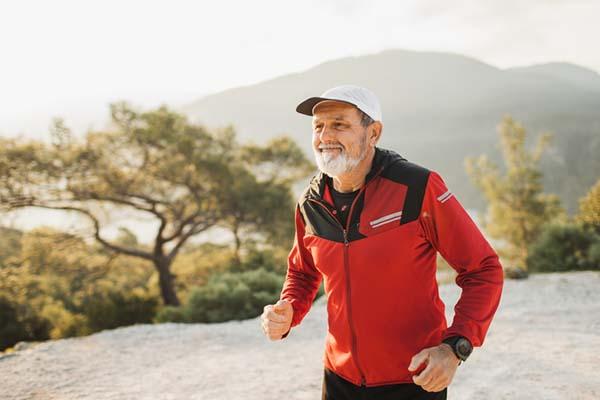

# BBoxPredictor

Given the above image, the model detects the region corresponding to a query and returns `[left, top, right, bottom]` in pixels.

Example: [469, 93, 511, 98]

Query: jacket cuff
[442, 324, 479, 348]
[441, 335, 463, 345]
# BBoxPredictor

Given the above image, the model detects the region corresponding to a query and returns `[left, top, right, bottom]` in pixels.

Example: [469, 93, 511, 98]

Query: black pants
[322, 368, 448, 400]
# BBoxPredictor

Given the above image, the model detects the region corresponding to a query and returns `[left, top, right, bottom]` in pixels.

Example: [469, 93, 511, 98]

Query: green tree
[465, 116, 565, 270]
[576, 178, 600, 233]
[0, 103, 312, 305]
[1, 105, 223, 305]
[217, 137, 314, 263]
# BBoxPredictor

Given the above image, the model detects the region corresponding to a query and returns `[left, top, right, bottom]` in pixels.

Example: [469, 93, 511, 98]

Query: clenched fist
[260, 299, 293, 340]
[408, 344, 461, 392]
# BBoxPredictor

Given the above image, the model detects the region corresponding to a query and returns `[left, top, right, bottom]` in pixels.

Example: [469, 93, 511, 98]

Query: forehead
[312, 101, 360, 122]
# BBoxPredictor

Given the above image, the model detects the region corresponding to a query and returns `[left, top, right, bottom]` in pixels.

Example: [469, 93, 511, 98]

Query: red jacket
[280, 147, 504, 387]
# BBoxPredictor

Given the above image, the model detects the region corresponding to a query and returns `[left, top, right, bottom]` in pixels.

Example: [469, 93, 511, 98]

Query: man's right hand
[260, 299, 293, 340]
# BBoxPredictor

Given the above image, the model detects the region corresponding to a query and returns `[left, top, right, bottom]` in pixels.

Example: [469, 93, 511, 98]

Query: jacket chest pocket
[359, 209, 404, 237]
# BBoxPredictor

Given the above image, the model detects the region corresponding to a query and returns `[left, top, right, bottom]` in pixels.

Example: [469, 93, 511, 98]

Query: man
[260, 85, 504, 399]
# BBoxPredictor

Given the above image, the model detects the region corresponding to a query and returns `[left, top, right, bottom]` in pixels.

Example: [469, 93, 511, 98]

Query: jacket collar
[307, 146, 407, 200]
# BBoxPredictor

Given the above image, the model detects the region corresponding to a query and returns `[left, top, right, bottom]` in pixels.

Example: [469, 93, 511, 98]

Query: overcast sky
[1, 0, 599, 139]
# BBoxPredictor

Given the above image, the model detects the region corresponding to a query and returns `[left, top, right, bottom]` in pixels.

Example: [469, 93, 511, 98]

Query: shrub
[154, 306, 187, 323]
[183, 268, 284, 323]
[588, 240, 600, 268]
[527, 223, 600, 272]
[504, 266, 529, 280]
[81, 290, 158, 331]
[156, 250, 326, 324]
[0, 296, 28, 350]
[0, 296, 52, 350]
[38, 302, 90, 338]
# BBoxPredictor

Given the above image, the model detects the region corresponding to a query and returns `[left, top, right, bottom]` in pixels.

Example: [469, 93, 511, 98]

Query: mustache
[318, 143, 344, 150]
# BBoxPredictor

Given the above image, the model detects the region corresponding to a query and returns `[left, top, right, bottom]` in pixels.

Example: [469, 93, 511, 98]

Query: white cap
[296, 84, 383, 122]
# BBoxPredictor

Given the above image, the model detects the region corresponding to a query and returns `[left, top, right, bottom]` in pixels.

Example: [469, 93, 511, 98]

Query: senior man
[260, 85, 504, 400]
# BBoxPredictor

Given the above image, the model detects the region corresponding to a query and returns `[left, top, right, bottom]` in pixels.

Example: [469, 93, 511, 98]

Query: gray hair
[359, 110, 375, 127]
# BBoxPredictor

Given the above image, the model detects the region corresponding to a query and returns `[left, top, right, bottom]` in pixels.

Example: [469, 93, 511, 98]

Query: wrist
[440, 343, 461, 365]
[441, 335, 472, 364]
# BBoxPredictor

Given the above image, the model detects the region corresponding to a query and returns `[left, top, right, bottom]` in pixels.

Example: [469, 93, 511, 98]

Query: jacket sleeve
[418, 170, 504, 347]
[279, 203, 323, 338]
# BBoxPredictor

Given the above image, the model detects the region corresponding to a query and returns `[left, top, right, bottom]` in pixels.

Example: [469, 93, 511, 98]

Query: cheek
[350, 132, 368, 150]
[342, 137, 358, 152]
[312, 133, 320, 148]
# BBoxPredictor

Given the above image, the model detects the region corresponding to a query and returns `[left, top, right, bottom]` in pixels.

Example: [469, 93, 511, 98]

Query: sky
[1, 0, 598, 241]
[1, 0, 599, 140]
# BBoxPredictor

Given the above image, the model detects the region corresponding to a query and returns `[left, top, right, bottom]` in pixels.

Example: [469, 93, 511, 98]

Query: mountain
[181, 49, 600, 214]
[508, 62, 600, 91]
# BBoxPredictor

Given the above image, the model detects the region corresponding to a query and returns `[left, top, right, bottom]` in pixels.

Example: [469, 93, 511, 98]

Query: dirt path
[1, 271, 599, 399]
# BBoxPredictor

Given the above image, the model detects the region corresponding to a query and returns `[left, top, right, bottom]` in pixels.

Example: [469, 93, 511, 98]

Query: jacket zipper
[307, 166, 384, 387]
[308, 197, 367, 386]
[342, 228, 366, 386]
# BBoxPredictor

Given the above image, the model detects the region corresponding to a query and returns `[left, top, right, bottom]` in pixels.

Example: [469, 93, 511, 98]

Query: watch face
[456, 338, 473, 358]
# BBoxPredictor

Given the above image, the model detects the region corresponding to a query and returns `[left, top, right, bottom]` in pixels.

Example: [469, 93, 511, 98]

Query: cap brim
[295, 97, 356, 116]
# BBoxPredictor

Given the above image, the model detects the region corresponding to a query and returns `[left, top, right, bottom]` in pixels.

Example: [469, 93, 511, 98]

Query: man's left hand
[408, 344, 461, 392]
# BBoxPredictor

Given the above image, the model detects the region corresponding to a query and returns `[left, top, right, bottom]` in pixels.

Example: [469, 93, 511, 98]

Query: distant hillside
[508, 62, 600, 91]
[181, 49, 600, 214]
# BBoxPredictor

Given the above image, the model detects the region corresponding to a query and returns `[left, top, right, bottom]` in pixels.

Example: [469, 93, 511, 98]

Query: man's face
[311, 101, 370, 177]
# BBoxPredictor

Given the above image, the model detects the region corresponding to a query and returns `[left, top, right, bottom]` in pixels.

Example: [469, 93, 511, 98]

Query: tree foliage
[0, 103, 313, 305]
[576, 178, 600, 233]
[0, 227, 157, 350]
[465, 116, 566, 269]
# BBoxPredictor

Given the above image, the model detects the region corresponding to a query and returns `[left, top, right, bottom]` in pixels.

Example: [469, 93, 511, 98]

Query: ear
[369, 122, 383, 146]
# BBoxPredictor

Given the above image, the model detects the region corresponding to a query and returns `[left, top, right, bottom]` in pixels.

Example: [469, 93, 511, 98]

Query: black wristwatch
[442, 336, 473, 364]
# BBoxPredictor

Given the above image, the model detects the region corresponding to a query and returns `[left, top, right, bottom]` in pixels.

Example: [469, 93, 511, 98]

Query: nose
[318, 123, 336, 143]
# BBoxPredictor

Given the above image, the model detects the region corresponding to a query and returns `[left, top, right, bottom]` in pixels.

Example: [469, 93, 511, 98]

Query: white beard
[313, 141, 367, 177]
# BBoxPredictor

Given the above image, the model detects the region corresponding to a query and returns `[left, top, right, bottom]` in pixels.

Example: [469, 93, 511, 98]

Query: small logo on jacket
[437, 190, 453, 203]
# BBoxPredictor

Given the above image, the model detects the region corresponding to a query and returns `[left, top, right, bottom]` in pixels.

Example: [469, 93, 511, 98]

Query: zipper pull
[343, 230, 349, 246]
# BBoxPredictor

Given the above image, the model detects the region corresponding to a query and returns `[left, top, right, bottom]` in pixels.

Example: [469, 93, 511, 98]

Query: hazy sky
[1, 0, 599, 138]
[1, 0, 597, 241]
